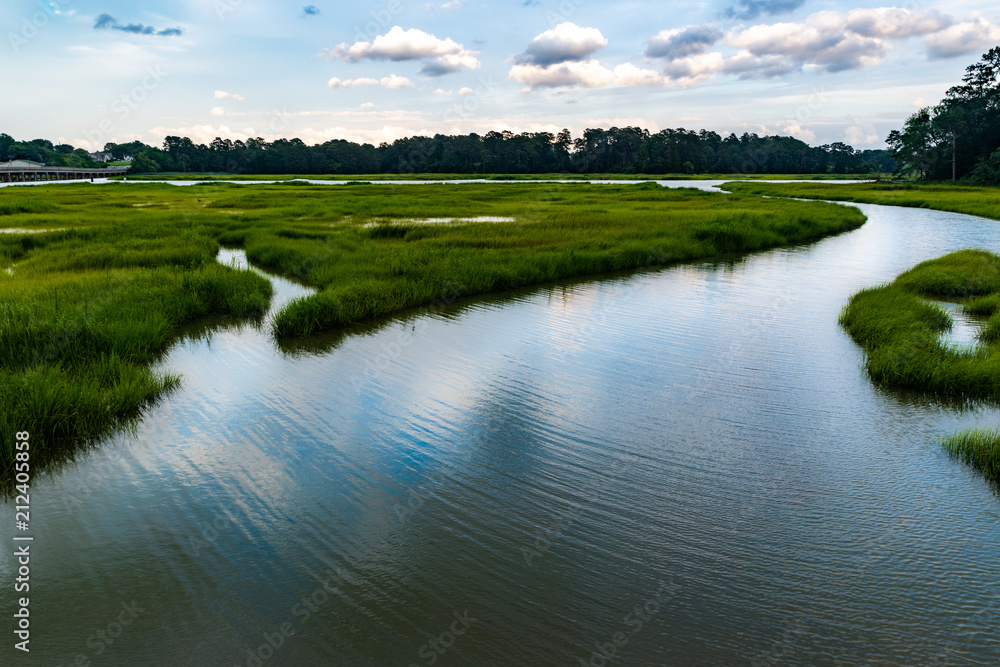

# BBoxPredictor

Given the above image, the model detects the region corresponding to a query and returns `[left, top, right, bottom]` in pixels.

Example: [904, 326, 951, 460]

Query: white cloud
[611, 63, 671, 87]
[727, 15, 885, 72]
[424, 0, 463, 8]
[360, 102, 376, 109]
[637, 9, 968, 85]
[214, 90, 245, 102]
[509, 60, 615, 89]
[718, 50, 797, 79]
[509, 23, 677, 90]
[381, 74, 415, 89]
[926, 18, 1000, 59]
[210, 107, 245, 117]
[661, 52, 725, 82]
[516, 23, 608, 66]
[327, 75, 414, 89]
[510, 60, 674, 90]
[717, 8, 999, 75]
[658, 51, 794, 85]
[458, 87, 475, 95]
[845, 120, 880, 146]
[911, 96, 927, 107]
[328, 77, 379, 87]
[781, 123, 815, 142]
[845, 7, 951, 39]
[433, 88, 452, 95]
[322, 26, 480, 76]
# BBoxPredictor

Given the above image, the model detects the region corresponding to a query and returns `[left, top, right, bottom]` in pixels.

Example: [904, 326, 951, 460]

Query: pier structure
[0, 159, 129, 183]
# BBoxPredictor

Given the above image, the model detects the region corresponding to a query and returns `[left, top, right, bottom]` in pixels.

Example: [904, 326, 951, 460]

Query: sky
[1, 0, 998, 151]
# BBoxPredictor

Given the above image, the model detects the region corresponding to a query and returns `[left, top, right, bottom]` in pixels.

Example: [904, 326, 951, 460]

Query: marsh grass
[0, 186, 276, 484]
[0, 196, 58, 217]
[0, 181, 864, 482]
[839, 250, 1000, 395]
[227, 183, 866, 336]
[721, 182, 1000, 221]
[942, 428, 1000, 483]
[841, 249, 1000, 481]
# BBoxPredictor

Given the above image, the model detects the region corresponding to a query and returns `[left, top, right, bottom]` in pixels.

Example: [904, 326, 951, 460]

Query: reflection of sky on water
[934, 299, 986, 350]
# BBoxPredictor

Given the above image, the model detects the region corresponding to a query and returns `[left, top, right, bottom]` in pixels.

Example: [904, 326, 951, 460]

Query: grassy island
[840, 249, 1000, 482]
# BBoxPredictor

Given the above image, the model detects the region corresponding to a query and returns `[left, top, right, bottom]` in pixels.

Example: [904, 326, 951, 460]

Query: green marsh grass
[221, 183, 867, 337]
[0, 181, 865, 483]
[841, 249, 1000, 482]
[721, 182, 1000, 221]
[839, 250, 1000, 396]
[0, 185, 274, 485]
[942, 428, 1000, 483]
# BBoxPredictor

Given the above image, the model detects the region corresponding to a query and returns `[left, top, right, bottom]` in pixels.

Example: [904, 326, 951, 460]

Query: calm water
[3, 196, 1000, 666]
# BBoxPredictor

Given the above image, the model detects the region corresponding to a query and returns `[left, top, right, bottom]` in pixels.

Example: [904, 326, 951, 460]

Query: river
[2, 190, 1000, 665]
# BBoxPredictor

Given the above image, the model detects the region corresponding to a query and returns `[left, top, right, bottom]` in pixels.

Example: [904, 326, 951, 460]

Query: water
[0, 228, 65, 234]
[4, 198, 1000, 666]
[935, 300, 987, 351]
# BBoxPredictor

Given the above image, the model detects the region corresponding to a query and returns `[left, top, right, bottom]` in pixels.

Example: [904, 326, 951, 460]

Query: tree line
[2, 128, 892, 177]
[123, 129, 892, 176]
[889, 47, 1000, 183]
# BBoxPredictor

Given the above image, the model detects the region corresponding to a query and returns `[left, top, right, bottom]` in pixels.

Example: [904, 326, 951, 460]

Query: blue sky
[2, 0, 998, 151]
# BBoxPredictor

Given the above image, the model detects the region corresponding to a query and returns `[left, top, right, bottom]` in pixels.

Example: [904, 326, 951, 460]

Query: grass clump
[0, 260, 272, 484]
[942, 428, 1000, 482]
[841, 249, 1000, 482]
[840, 250, 1000, 396]
[720, 182, 1000, 221]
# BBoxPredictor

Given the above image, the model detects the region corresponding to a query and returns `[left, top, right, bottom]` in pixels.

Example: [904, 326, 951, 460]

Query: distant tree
[130, 151, 160, 174]
[970, 147, 1000, 184]
[887, 110, 940, 178]
[7, 142, 41, 162]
